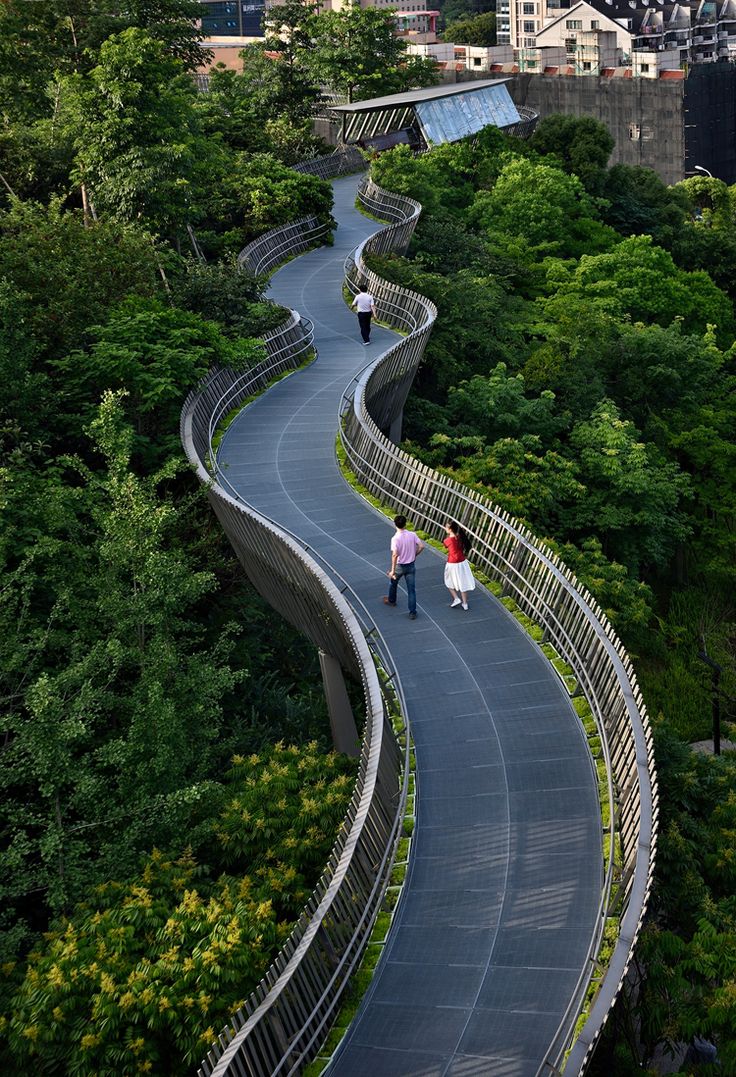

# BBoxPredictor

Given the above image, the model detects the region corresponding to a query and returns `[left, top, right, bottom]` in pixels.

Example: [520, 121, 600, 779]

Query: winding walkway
[217, 175, 602, 1077]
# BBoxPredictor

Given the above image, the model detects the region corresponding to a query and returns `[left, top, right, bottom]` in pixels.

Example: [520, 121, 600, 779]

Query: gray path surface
[218, 175, 602, 1076]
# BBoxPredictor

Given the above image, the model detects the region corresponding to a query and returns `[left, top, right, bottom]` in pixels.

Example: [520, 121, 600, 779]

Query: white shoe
[450, 598, 461, 608]
[461, 603, 468, 611]
[362, 340, 370, 345]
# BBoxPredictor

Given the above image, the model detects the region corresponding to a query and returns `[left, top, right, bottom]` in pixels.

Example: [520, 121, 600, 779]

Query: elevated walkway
[216, 175, 602, 1075]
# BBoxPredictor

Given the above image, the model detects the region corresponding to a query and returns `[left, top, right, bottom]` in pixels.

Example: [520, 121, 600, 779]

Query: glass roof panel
[414, 84, 521, 145]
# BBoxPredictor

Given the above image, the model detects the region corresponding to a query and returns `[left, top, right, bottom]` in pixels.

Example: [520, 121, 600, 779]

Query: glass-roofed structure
[329, 80, 538, 150]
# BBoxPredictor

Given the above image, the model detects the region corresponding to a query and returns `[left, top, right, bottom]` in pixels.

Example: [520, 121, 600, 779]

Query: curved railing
[236, 147, 366, 278]
[238, 216, 332, 277]
[191, 309, 315, 481]
[343, 177, 438, 434]
[292, 144, 366, 179]
[338, 182, 658, 1075]
[183, 210, 408, 1076]
[506, 103, 540, 139]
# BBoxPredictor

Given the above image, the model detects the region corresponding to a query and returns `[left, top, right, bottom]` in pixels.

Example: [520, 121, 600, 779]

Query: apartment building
[503, 0, 736, 67]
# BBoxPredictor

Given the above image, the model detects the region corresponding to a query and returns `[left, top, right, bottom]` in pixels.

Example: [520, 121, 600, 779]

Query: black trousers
[358, 311, 372, 342]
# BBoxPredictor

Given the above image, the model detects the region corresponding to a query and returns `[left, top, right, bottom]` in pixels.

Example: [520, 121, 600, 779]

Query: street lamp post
[698, 635, 722, 756]
[693, 164, 714, 178]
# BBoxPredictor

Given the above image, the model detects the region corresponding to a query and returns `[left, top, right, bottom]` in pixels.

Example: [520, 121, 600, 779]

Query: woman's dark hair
[448, 520, 471, 557]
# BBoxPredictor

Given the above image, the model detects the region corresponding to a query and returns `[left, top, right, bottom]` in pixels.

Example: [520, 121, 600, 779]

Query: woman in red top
[443, 520, 475, 610]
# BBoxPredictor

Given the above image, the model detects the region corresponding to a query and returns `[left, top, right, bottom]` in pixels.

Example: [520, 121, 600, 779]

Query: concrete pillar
[318, 649, 360, 757]
[389, 408, 403, 446]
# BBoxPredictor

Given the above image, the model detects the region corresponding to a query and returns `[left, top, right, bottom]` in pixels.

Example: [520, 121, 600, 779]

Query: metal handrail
[183, 190, 410, 1077]
[206, 314, 316, 478]
[184, 151, 656, 1075]
[239, 217, 332, 277]
[338, 177, 657, 1075]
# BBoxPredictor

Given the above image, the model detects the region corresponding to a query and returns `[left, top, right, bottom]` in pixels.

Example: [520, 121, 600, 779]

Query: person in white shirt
[351, 285, 377, 345]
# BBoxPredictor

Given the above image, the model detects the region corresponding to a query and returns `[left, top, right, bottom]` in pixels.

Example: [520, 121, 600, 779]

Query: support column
[319, 650, 360, 757]
[388, 408, 403, 446]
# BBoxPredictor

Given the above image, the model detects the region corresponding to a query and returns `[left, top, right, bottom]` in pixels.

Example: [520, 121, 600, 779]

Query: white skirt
[444, 559, 475, 592]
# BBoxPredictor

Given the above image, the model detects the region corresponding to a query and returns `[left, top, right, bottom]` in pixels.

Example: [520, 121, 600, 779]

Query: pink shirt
[391, 528, 421, 564]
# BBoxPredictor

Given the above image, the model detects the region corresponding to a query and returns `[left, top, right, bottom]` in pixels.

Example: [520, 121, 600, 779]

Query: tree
[3, 744, 355, 1075]
[441, 0, 496, 27]
[53, 297, 263, 467]
[0, 199, 160, 363]
[197, 45, 327, 161]
[557, 234, 735, 344]
[219, 153, 334, 245]
[263, 0, 322, 118]
[441, 11, 496, 45]
[63, 28, 220, 236]
[0, 0, 208, 126]
[531, 113, 614, 194]
[169, 259, 287, 339]
[470, 157, 617, 259]
[305, 2, 437, 103]
[550, 537, 654, 646]
[567, 399, 691, 573]
[600, 163, 689, 241]
[366, 254, 521, 403]
[0, 393, 244, 933]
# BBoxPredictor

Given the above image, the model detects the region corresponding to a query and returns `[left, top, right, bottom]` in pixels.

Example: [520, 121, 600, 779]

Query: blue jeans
[388, 561, 416, 614]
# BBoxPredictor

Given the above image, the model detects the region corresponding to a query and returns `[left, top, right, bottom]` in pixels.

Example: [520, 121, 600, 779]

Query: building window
[629, 123, 641, 140]
[523, 19, 536, 32]
[583, 60, 591, 69]
[590, 19, 599, 28]
[640, 62, 649, 71]
[474, 56, 482, 65]
[565, 36, 577, 51]
[641, 126, 654, 139]
[566, 18, 582, 29]
[523, 2, 535, 11]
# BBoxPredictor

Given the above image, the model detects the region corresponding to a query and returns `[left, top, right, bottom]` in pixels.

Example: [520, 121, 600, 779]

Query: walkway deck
[217, 175, 602, 1077]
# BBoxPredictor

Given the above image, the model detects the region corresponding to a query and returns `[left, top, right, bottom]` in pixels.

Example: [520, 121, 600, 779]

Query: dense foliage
[370, 118, 736, 1070]
[0, 0, 385, 1069]
[2, 745, 355, 1075]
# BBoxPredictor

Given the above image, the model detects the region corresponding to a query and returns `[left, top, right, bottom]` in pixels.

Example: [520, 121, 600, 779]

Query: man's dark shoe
[409, 612, 417, 620]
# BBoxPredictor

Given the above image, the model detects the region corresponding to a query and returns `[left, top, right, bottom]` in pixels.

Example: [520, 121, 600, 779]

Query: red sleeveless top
[443, 535, 465, 564]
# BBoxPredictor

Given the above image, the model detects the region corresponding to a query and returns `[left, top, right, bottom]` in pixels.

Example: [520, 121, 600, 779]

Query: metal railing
[506, 103, 540, 139]
[292, 145, 367, 179]
[338, 181, 658, 1076]
[238, 216, 332, 278]
[183, 150, 656, 1075]
[180, 161, 425, 1077]
[182, 313, 409, 1076]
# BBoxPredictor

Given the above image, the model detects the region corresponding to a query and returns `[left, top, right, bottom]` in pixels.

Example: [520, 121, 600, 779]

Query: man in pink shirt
[384, 515, 425, 619]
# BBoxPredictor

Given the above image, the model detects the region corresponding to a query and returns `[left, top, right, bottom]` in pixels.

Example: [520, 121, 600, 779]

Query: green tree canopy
[530, 113, 614, 193]
[63, 28, 219, 236]
[470, 157, 618, 259]
[0, 0, 207, 125]
[567, 398, 691, 572]
[0, 199, 160, 362]
[600, 163, 689, 240]
[305, 1, 437, 102]
[555, 234, 735, 343]
[53, 298, 262, 466]
[441, 11, 497, 44]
